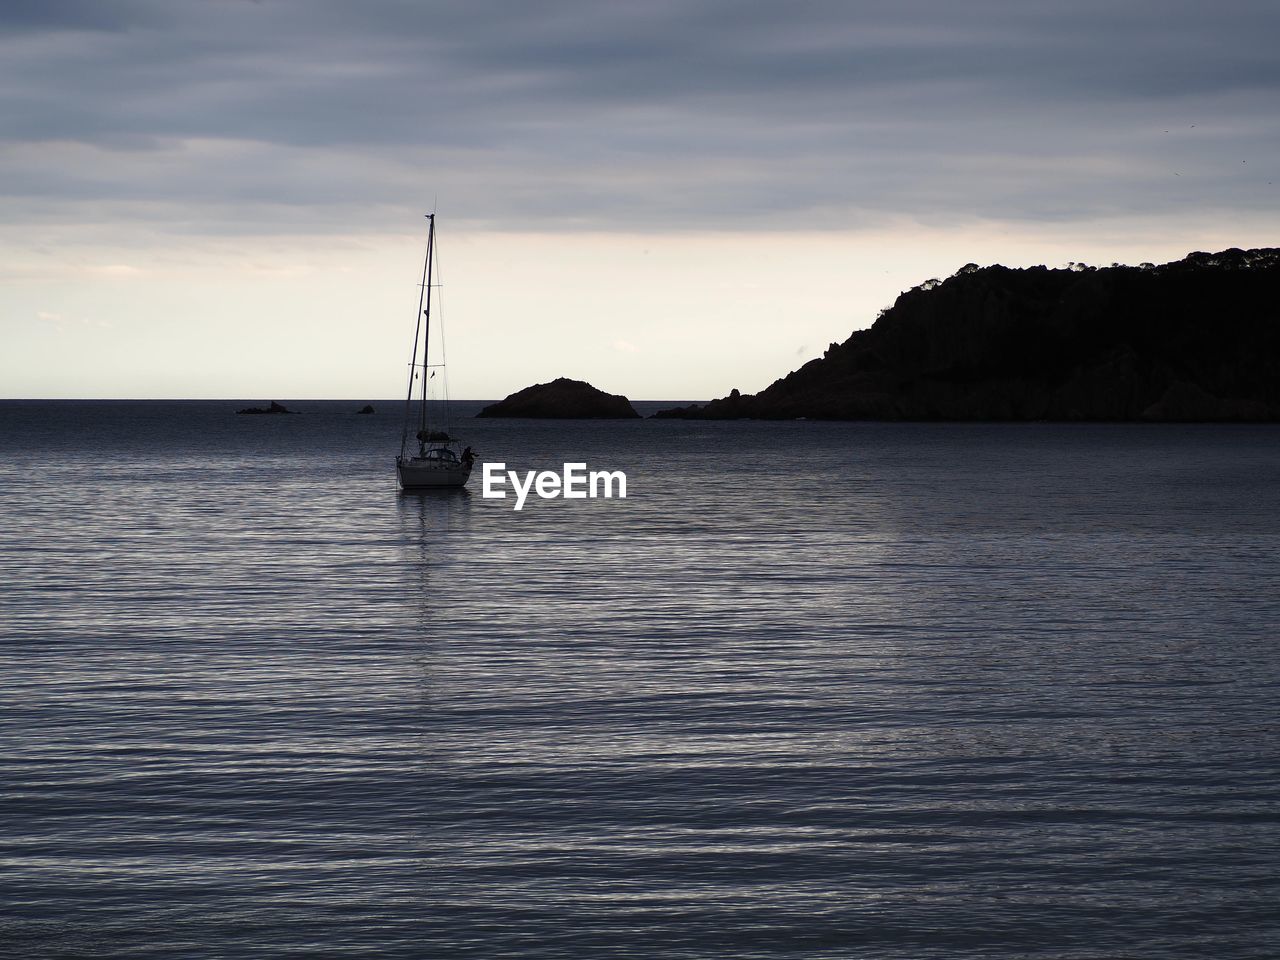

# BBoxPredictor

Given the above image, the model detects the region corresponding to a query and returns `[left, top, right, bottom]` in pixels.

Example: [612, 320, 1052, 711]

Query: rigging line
[418, 215, 436, 439]
[433, 227, 454, 434]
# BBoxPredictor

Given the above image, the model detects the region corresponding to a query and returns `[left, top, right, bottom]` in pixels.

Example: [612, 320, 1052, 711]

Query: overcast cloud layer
[4, 0, 1279, 235]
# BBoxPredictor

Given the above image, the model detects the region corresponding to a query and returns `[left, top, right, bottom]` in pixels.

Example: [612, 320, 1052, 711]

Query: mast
[418, 213, 436, 445]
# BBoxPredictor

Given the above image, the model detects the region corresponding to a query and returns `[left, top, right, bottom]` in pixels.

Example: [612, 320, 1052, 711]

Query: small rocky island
[236, 401, 295, 415]
[656, 247, 1280, 421]
[478, 377, 640, 418]
[356, 404, 375, 415]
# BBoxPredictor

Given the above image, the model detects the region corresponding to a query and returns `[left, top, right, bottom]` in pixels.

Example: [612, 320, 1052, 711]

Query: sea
[1, 400, 1278, 959]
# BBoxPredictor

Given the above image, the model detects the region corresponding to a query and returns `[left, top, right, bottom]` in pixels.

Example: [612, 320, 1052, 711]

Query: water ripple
[1, 403, 1278, 957]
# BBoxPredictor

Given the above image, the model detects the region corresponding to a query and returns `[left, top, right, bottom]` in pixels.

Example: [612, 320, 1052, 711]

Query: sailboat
[396, 214, 475, 489]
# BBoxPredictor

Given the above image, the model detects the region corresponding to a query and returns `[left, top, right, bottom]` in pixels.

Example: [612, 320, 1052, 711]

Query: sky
[3, 0, 1279, 400]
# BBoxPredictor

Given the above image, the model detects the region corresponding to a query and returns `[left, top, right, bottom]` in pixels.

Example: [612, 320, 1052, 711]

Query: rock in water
[236, 401, 294, 415]
[356, 404, 375, 415]
[478, 378, 640, 418]
[655, 247, 1280, 422]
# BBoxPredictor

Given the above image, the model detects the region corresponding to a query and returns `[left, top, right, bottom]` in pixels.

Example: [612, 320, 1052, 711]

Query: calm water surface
[1, 401, 1278, 958]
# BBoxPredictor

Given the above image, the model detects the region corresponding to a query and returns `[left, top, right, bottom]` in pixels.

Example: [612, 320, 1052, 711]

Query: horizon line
[0, 396, 711, 403]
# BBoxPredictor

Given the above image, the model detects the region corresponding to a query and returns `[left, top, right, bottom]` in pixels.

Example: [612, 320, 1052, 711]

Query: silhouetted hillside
[656, 248, 1280, 421]
[479, 377, 640, 418]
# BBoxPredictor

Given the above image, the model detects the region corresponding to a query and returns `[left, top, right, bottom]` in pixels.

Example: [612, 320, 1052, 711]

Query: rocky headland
[478, 378, 640, 418]
[656, 248, 1280, 421]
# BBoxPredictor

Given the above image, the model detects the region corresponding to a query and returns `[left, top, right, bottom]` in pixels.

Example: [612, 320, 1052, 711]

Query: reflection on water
[398, 485, 473, 548]
[1, 402, 1278, 958]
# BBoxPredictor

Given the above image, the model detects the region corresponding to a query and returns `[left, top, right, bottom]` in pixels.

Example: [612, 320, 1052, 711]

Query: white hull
[397, 458, 472, 489]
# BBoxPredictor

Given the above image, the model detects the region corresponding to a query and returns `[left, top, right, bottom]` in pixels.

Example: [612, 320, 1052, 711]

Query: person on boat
[461, 446, 475, 467]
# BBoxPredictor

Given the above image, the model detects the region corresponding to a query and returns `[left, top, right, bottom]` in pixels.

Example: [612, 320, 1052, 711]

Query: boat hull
[397, 458, 473, 489]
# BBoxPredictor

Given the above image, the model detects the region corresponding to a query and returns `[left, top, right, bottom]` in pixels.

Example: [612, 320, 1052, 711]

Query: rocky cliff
[656, 248, 1280, 421]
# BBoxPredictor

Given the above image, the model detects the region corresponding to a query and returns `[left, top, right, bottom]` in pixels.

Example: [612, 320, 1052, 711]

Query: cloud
[32, 309, 111, 331]
[1, 0, 1278, 235]
[86, 263, 143, 278]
